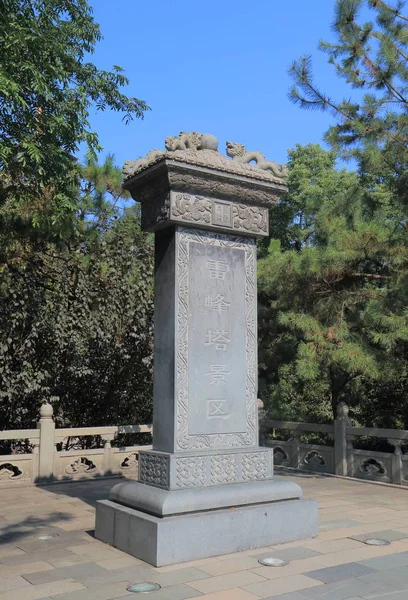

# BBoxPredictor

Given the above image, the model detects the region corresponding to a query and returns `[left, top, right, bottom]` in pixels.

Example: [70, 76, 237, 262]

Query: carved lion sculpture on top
[165, 131, 203, 152]
[226, 141, 288, 180]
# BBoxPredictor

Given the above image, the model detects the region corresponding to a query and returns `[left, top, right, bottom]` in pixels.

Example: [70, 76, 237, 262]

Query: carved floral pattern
[304, 451, 326, 467]
[171, 194, 212, 224]
[120, 453, 139, 471]
[175, 457, 206, 488]
[175, 228, 257, 451]
[141, 192, 170, 230]
[139, 454, 169, 489]
[359, 458, 386, 476]
[273, 446, 289, 464]
[210, 455, 238, 484]
[0, 463, 23, 480]
[232, 205, 268, 234]
[65, 457, 97, 475]
[242, 452, 268, 480]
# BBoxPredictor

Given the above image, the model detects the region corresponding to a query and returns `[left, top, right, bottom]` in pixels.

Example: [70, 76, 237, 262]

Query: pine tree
[258, 144, 408, 422]
[289, 0, 408, 205]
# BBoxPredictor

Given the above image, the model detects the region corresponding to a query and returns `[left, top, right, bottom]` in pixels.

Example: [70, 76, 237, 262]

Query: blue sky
[86, 1, 369, 169]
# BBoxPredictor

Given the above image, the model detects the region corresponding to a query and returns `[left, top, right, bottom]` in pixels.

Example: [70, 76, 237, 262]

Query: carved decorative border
[175, 227, 257, 451]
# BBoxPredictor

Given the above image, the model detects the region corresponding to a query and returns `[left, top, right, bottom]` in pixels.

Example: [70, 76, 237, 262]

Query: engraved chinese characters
[177, 229, 257, 448]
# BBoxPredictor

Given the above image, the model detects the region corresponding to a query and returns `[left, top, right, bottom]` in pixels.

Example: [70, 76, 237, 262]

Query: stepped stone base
[95, 480, 318, 566]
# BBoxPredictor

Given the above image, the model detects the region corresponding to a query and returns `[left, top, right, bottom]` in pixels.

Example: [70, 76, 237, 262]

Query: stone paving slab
[0, 474, 408, 600]
[350, 530, 408, 543]
[110, 585, 204, 600]
[305, 563, 377, 583]
[251, 547, 322, 562]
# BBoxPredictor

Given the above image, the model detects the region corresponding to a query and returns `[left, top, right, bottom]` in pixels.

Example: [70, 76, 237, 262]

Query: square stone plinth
[95, 497, 318, 566]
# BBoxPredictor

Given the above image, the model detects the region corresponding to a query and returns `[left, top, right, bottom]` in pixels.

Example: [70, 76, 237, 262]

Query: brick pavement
[0, 472, 408, 599]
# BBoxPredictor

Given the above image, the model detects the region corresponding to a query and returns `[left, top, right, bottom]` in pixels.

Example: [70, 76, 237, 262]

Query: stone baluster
[258, 398, 266, 446]
[102, 434, 115, 475]
[291, 432, 301, 469]
[36, 402, 55, 482]
[388, 438, 404, 485]
[346, 435, 355, 477]
[334, 402, 351, 476]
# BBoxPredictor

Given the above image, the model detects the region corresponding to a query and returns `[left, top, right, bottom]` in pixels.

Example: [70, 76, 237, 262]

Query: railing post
[291, 432, 301, 469]
[102, 435, 115, 475]
[258, 398, 266, 446]
[346, 435, 355, 477]
[388, 438, 404, 485]
[37, 403, 55, 482]
[334, 402, 350, 476]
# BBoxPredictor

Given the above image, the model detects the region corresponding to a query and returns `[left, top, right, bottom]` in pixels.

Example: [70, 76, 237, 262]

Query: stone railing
[261, 402, 408, 486]
[0, 404, 152, 486]
[2, 401, 408, 488]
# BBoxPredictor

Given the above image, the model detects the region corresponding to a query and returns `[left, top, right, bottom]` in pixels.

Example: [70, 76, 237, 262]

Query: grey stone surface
[358, 565, 408, 587]
[123, 131, 288, 186]
[17, 530, 91, 552]
[357, 551, 408, 571]
[96, 498, 318, 566]
[320, 519, 361, 531]
[152, 567, 209, 587]
[362, 594, 408, 600]
[188, 241, 246, 436]
[107, 479, 303, 517]
[252, 547, 322, 562]
[138, 448, 273, 490]
[173, 228, 258, 454]
[49, 583, 135, 600]
[0, 548, 76, 566]
[169, 192, 270, 237]
[123, 159, 286, 232]
[263, 594, 313, 600]
[95, 138, 318, 567]
[300, 577, 375, 599]
[0, 575, 31, 592]
[350, 530, 408, 542]
[22, 562, 106, 585]
[111, 584, 204, 600]
[77, 565, 155, 588]
[306, 563, 377, 584]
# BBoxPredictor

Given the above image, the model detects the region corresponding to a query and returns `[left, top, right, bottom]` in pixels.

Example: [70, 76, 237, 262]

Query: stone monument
[95, 132, 318, 566]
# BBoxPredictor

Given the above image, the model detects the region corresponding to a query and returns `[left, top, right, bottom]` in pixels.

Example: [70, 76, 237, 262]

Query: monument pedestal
[96, 486, 317, 566]
[95, 132, 318, 565]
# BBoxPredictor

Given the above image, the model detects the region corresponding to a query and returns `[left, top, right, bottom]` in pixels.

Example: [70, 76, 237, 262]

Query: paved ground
[1, 471, 408, 599]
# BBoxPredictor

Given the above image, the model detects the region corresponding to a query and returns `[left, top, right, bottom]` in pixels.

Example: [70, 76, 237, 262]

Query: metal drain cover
[37, 533, 60, 540]
[127, 582, 161, 593]
[363, 538, 390, 546]
[258, 557, 288, 567]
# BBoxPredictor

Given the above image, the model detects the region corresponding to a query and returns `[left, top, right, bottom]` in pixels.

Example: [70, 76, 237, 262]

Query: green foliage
[289, 0, 408, 204]
[0, 156, 154, 431]
[0, 0, 149, 237]
[262, 0, 408, 426]
[258, 144, 408, 423]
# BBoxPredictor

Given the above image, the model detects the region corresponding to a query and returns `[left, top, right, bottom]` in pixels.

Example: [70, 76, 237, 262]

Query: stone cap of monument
[122, 132, 288, 237]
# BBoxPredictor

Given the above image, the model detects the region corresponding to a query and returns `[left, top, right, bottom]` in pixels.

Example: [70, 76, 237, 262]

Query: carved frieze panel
[241, 452, 268, 481]
[0, 462, 23, 480]
[138, 449, 272, 490]
[142, 193, 269, 236]
[65, 456, 97, 475]
[175, 457, 206, 488]
[139, 453, 170, 489]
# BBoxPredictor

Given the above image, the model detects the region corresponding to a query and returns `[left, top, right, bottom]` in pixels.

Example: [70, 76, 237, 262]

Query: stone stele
[95, 132, 318, 566]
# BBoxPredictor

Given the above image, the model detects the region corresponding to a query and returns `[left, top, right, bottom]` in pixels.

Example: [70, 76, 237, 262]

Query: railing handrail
[347, 426, 408, 441]
[0, 424, 153, 442]
[0, 429, 39, 441]
[54, 424, 152, 438]
[261, 420, 333, 434]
